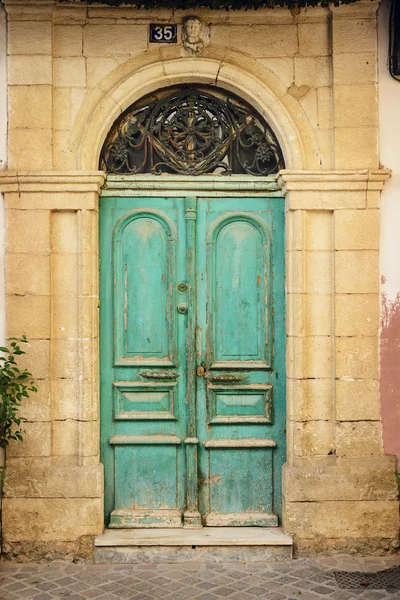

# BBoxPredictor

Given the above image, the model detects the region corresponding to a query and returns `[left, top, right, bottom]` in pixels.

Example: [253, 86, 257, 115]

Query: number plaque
[149, 24, 177, 44]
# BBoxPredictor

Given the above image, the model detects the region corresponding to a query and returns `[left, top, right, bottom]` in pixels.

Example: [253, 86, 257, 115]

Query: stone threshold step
[94, 528, 293, 563]
[95, 527, 293, 547]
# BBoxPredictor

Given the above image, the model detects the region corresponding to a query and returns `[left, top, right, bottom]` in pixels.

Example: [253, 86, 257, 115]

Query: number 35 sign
[149, 24, 178, 44]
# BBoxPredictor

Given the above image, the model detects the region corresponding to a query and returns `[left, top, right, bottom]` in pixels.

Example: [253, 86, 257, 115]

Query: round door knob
[177, 302, 188, 314]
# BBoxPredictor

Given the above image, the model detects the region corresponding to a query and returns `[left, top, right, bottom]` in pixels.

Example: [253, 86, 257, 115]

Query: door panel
[211, 216, 271, 366]
[114, 211, 177, 366]
[100, 195, 285, 528]
[196, 198, 285, 527]
[100, 198, 187, 528]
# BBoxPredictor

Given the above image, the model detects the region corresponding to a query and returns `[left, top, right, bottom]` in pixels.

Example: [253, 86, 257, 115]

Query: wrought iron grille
[100, 86, 285, 176]
[334, 567, 400, 590]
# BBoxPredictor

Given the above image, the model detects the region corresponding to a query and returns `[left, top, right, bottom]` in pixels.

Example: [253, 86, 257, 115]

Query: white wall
[379, 0, 400, 301]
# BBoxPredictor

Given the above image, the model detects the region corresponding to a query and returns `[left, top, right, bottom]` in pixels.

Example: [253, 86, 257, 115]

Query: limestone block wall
[281, 171, 399, 554]
[0, 0, 398, 558]
[3, 0, 382, 172]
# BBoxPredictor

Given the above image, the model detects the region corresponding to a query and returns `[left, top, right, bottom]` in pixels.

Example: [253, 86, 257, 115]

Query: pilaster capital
[3, 0, 56, 20]
[0, 170, 106, 194]
[0, 171, 106, 209]
[278, 169, 391, 210]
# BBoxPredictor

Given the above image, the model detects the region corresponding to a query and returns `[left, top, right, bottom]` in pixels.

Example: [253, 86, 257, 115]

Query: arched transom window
[100, 85, 285, 176]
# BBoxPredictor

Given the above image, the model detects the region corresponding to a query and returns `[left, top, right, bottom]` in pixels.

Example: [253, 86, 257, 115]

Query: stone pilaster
[0, 172, 105, 560]
[279, 169, 399, 554]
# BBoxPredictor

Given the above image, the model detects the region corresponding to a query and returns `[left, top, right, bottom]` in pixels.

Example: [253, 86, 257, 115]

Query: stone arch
[71, 46, 320, 172]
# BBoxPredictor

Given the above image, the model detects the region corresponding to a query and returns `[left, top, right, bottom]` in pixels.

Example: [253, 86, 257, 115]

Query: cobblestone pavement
[0, 556, 400, 600]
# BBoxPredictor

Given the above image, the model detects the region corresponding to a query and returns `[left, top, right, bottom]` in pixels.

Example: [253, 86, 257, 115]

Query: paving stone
[1, 557, 400, 600]
[0, 593, 19, 600]
[328, 592, 358, 600]
[263, 593, 288, 600]
[15, 589, 40, 599]
[4, 584, 28, 593]
[213, 587, 236, 597]
[209, 577, 234, 586]
[226, 580, 249, 591]
[247, 586, 269, 596]
[310, 587, 334, 595]
[197, 582, 220, 590]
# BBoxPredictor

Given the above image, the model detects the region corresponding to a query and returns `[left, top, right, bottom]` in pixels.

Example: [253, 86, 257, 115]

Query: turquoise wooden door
[100, 195, 285, 528]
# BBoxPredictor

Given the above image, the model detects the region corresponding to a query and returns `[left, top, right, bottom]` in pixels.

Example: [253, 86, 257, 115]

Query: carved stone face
[185, 18, 202, 44]
[182, 16, 205, 55]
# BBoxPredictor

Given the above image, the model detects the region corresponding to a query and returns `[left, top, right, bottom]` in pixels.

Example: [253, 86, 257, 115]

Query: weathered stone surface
[332, 18, 377, 54]
[4, 465, 103, 499]
[284, 500, 399, 539]
[6, 253, 51, 296]
[287, 378, 333, 421]
[6, 209, 51, 254]
[8, 128, 53, 170]
[8, 55, 52, 85]
[334, 208, 379, 250]
[8, 85, 52, 130]
[292, 420, 335, 457]
[54, 25, 83, 57]
[83, 24, 148, 56]
[54, 57, 86, 87]
[335, 378, 380, 421]
[283, 460, 398, 502]
[336, 336, 378, 379]
[6, 294, 51, 339]
[6, 422, 51, 459]
[335, 250, 379, 294]
[8, 20, 52, 55]
[298, 22, 330, 57]
[335, 293, 379, 336]
[334, 85, 378, 128]
[333, 52, 377, 85]
[2, 498, 103, 542]
[336, 421, 383, 457]
[95, 545, 293, 563]
[334, 127, 378, 169]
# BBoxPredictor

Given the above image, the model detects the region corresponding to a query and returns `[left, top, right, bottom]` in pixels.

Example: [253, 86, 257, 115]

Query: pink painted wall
[379, 0, 400, 467]
[380, 289, 400, 466]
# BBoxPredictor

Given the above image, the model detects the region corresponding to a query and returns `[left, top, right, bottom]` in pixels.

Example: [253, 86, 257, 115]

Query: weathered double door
[100, 195, 285, 528]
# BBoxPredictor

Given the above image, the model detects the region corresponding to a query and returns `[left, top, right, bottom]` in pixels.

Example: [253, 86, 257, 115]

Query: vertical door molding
[183, 196, 201, 528]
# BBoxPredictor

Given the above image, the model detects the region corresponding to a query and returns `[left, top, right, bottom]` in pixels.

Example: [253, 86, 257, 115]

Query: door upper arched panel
[100, 85, 285, 176]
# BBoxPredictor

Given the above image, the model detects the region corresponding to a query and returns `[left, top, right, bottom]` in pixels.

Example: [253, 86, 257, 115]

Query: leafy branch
[0, 335, 37, 450]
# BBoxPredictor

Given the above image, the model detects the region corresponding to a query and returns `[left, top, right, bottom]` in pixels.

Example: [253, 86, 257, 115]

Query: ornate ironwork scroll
[100, 86, 285, 176]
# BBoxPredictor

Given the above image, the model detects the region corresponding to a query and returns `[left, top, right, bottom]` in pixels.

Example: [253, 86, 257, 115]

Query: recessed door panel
[212, 218, 269, 364]
[207, 447, 275, 523]
[114, 211, 176, 366]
